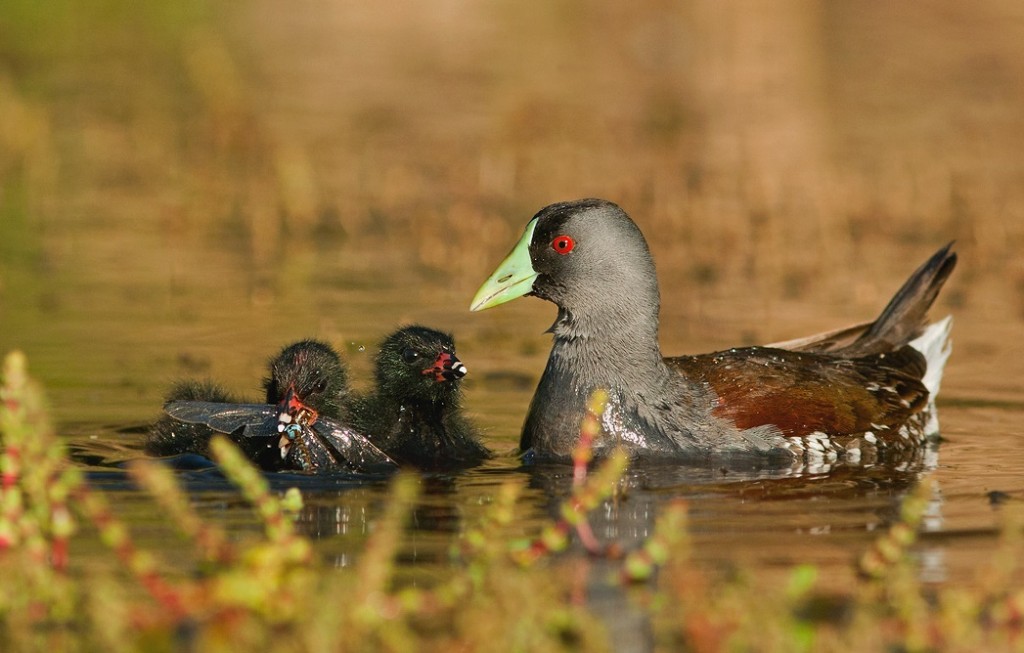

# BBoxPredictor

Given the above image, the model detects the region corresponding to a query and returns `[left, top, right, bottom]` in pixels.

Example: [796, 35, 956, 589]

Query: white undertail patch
[908, 316, 953, 436]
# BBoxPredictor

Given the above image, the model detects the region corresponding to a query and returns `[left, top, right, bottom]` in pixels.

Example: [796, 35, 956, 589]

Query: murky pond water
[3, 0, 1024, 649]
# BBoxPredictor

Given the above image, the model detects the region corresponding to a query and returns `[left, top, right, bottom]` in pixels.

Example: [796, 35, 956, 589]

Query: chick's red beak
[276, 388, 319, 458]
[422, 352, 467, 383]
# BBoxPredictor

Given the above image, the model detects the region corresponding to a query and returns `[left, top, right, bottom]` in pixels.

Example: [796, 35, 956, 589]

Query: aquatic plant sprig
[858, 478, 934, 580]
[848, 480, 1024, 651]
[208, 435, 307, 549]
[125, 458, 235, 565]
[512, 390, 630, 565]
[0, 350, 81, 571]
[621, 500, 689, 583]
[351, 473, 425, 622]
[937, 502, 1024, 647]
[852, 480, 935, 649]
[0, 350, 197, 630]
[343, 397, 635, 627]
[79, 439, 317, 625]
[454, 480, 521, 568]
[0, 352, 88, 633]
[571, 389, 606, 485]
[1, 352, 320, 631]
[72, 479, 192, 621]
[976, 500, 1024, 600]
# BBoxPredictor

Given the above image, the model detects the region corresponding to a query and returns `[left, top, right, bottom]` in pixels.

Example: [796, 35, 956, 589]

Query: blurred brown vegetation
[232, 0, 1024, 294]
[4, 0, 1023, 273]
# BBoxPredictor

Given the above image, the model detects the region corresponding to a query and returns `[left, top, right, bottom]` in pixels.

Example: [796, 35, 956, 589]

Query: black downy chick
[149, 340, 392, 472]
[145, 379, 238, 458]
[350, 326, 490, 470]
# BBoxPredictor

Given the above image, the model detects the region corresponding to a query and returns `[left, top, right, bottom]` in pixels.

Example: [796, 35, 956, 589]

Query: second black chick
[350, 326, 490, 470]
[147, 339, 354, 471]
[145, 379, 239, 458]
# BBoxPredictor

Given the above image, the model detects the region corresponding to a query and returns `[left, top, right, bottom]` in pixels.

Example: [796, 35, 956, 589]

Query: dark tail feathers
[774, 243, 957, 357]
[846, 242, 956, 356]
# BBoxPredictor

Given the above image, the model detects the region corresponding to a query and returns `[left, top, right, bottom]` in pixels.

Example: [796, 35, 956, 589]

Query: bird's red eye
[551, 235, 575, 255]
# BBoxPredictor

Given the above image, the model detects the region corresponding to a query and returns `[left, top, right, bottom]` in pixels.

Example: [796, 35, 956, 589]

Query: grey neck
[548, 304, 670, 389]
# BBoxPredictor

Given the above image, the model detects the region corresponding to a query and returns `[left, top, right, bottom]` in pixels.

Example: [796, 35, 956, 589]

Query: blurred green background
[1, 0, 1022, 430]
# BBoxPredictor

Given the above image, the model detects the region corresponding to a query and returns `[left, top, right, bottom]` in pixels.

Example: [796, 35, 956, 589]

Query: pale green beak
[470, 218, 539, 311]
